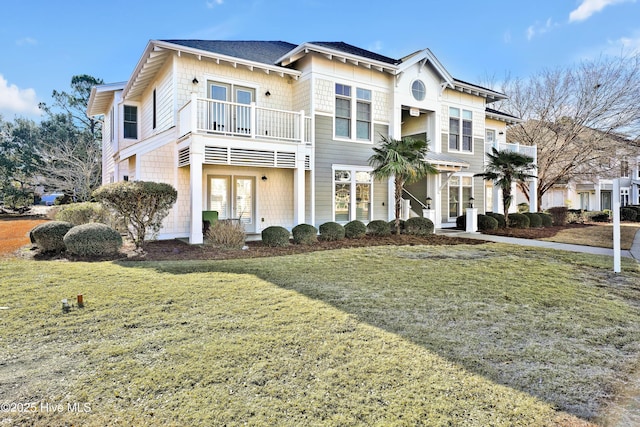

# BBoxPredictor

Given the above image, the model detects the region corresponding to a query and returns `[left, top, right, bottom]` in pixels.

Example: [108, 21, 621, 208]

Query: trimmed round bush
[63, 223, 123, 257]
[485, 212, 506, 228]
[404, 217, 434, 236]
[456, 215, 466, 230]
[292, 224, 318, 245]
[621, 207, 638, 222]
[55, 202, 108, 226]
[261, 226, 290, 247]
[367, 220, 391, 236]
[388, 219, 405, 234]
[539, 213, 553, 227]
[508, 213, 530, 229]
[478, 214, 499, 231]
[319, 222, 345, 241]
[344, 220, 366, 239]
[524, 212, 543, 228]
[30, 221, 74, 252]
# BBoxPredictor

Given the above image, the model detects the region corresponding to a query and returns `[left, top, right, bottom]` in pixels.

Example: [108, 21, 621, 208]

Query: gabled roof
[161, 40, 298, 65]
[306, 42, 399, 65]
[87, 81, 126, 116]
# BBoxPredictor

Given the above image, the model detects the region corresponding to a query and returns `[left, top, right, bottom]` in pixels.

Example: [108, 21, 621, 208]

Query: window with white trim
[335, 83, 372, 141]
[621, 188, 629, 206]
[334, 168, 372, 222]
[448, 175, 473, 220]
[123, 105, 138, 139]
[449, 107, 472, 152]
[621, 160, 629, 177]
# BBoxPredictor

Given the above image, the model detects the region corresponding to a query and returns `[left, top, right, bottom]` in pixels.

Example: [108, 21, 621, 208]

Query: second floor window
[449, 107, 472, 152]
[335, 84, 372, 141]
[621, 160, 629, 177]
[124, 105, 138, 139]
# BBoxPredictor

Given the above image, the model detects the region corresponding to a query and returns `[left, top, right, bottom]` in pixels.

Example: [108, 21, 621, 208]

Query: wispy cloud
[569, 0, 633, 22]
[206, 0, 223, 8]
[526, 18, 558, 40]
[368, 40, 383, 52]
[16, 37, 37, 46]
[0, 74, 41, 117]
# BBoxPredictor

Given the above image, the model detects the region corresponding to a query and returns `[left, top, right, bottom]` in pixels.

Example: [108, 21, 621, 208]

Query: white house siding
[140, 60, 174, 139]
[102, 101, 115, 185]
[176, 167, 191, 237]
[201, 165, 295, 232]
[174, 55, 296, 116]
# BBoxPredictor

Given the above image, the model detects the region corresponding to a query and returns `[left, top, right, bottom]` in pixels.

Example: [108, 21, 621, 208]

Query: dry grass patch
[2, 244, 640, 425]
[540, 223, 640, 249]
[0, 217, 48, 257]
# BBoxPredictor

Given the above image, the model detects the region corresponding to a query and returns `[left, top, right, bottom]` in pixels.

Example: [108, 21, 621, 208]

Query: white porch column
[465, 208, 478, 232]
[189, 140, 204, 244]
[492, 183, 501, 213]
[595, 183, 602, 211]
[293, 155, 306, 225]
[529, 178, 538, 212]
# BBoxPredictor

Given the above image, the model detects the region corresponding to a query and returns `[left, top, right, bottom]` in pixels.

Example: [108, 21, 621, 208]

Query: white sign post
[613, 178, 621, 273]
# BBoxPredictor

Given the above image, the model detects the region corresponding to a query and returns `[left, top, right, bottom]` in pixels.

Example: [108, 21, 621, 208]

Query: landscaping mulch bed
[128, 233, 489, 262]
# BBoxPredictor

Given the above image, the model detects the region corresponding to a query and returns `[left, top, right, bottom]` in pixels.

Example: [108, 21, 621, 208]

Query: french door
[208, 176, 255, 232]
[209, 82, 254, 134]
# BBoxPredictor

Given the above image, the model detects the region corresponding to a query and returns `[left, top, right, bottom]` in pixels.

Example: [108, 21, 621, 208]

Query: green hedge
[292, 224, 318, 245]
[261, 226, 290, 247]
[539, 213, 553, 227]
[388, 219, 405, 234]
[404, 217, 434, 236]
[486, 212, 506, 228]
[478, 214, 499, 231]
[55, 202, 109, 226]
[508, 213, 530, 229]
[547, 206, 568, 226]
[30, 221, 74, 253]
[367, 220, 391, 236]
[456, 215, 466, 230]
[524, 212, 543, 228]
[319, 222, 345, 241]
[621, 207, 638, 222]
[344, 220, 366, 239]
[63, 223, 123, 257]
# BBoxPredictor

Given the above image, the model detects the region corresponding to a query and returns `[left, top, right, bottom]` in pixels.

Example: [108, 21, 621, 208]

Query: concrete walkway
[436, 228, 640, 261]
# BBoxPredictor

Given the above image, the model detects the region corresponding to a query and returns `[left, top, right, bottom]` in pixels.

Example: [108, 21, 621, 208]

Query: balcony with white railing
[178, 94, 312, 145]
[485, 141, 537, 164]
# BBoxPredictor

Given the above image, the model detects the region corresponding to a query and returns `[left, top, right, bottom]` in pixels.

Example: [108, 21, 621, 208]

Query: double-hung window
[335, 84, 372, 141]
[449, 107, 473, 152]
[123, 105, 138, 139]
[356, 88, 371, 140]
[335, 84, 351, 138]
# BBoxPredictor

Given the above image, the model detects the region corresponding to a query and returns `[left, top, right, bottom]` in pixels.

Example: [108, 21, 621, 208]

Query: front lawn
[1, 245, 639, 426]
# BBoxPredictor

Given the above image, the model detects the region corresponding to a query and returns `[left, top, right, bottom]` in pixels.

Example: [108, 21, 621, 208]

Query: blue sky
[1, 0, 638, 120]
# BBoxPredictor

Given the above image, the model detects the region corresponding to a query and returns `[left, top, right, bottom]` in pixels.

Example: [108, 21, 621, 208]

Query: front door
[209, 176, 255, 233]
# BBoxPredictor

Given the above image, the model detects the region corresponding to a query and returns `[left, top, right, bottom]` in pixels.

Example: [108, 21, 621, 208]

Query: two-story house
[87, 40, 534, 243]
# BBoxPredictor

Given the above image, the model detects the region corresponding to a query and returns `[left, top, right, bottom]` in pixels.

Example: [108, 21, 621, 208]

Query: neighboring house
[525, 124, 640, 211]
[87, 40, 535, 243]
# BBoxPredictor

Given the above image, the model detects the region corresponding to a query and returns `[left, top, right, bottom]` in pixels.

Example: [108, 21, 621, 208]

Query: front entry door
[209, 176, 255, 233]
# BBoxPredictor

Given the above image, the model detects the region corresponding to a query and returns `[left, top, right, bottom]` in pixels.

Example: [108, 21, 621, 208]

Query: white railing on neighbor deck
[485, 141, 537, 164]
[178, 94, 312, 144]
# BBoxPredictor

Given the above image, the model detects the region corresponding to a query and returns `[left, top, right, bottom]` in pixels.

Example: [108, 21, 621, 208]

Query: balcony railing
[485, 141, 537, 163]
[179, 94, 312, 144]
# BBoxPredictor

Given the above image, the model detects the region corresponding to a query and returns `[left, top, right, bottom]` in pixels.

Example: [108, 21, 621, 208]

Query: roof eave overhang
[427, 161, 470, 172]
[486, 110, 523, 125]
[277, 42, 398, 75]
[87, 82, 126, 117]
[453, 80, 507, 104]
[123, 40, 302, 101]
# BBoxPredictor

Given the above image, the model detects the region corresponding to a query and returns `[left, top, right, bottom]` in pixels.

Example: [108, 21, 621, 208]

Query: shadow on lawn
[114, 248, 640, 425]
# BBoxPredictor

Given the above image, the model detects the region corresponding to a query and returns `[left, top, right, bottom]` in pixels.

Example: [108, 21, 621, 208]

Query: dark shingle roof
[161, 40, 298, 65]
[486, 107, 520, 120]
[309, 41, 400, 65]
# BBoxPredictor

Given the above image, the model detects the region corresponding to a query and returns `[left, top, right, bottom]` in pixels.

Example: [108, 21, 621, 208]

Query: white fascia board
[122, 40, 157, 100]
[397, 48, 454, 88]
[486, 110, 523, 125]
[277, 43, 398, 74]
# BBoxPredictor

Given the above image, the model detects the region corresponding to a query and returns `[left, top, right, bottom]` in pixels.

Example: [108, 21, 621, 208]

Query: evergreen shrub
[63, 223, 123, 257]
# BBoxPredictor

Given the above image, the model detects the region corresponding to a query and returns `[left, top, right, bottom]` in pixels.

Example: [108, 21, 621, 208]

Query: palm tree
[475, 147, 536, 226]
[369, 135, 438, 235]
